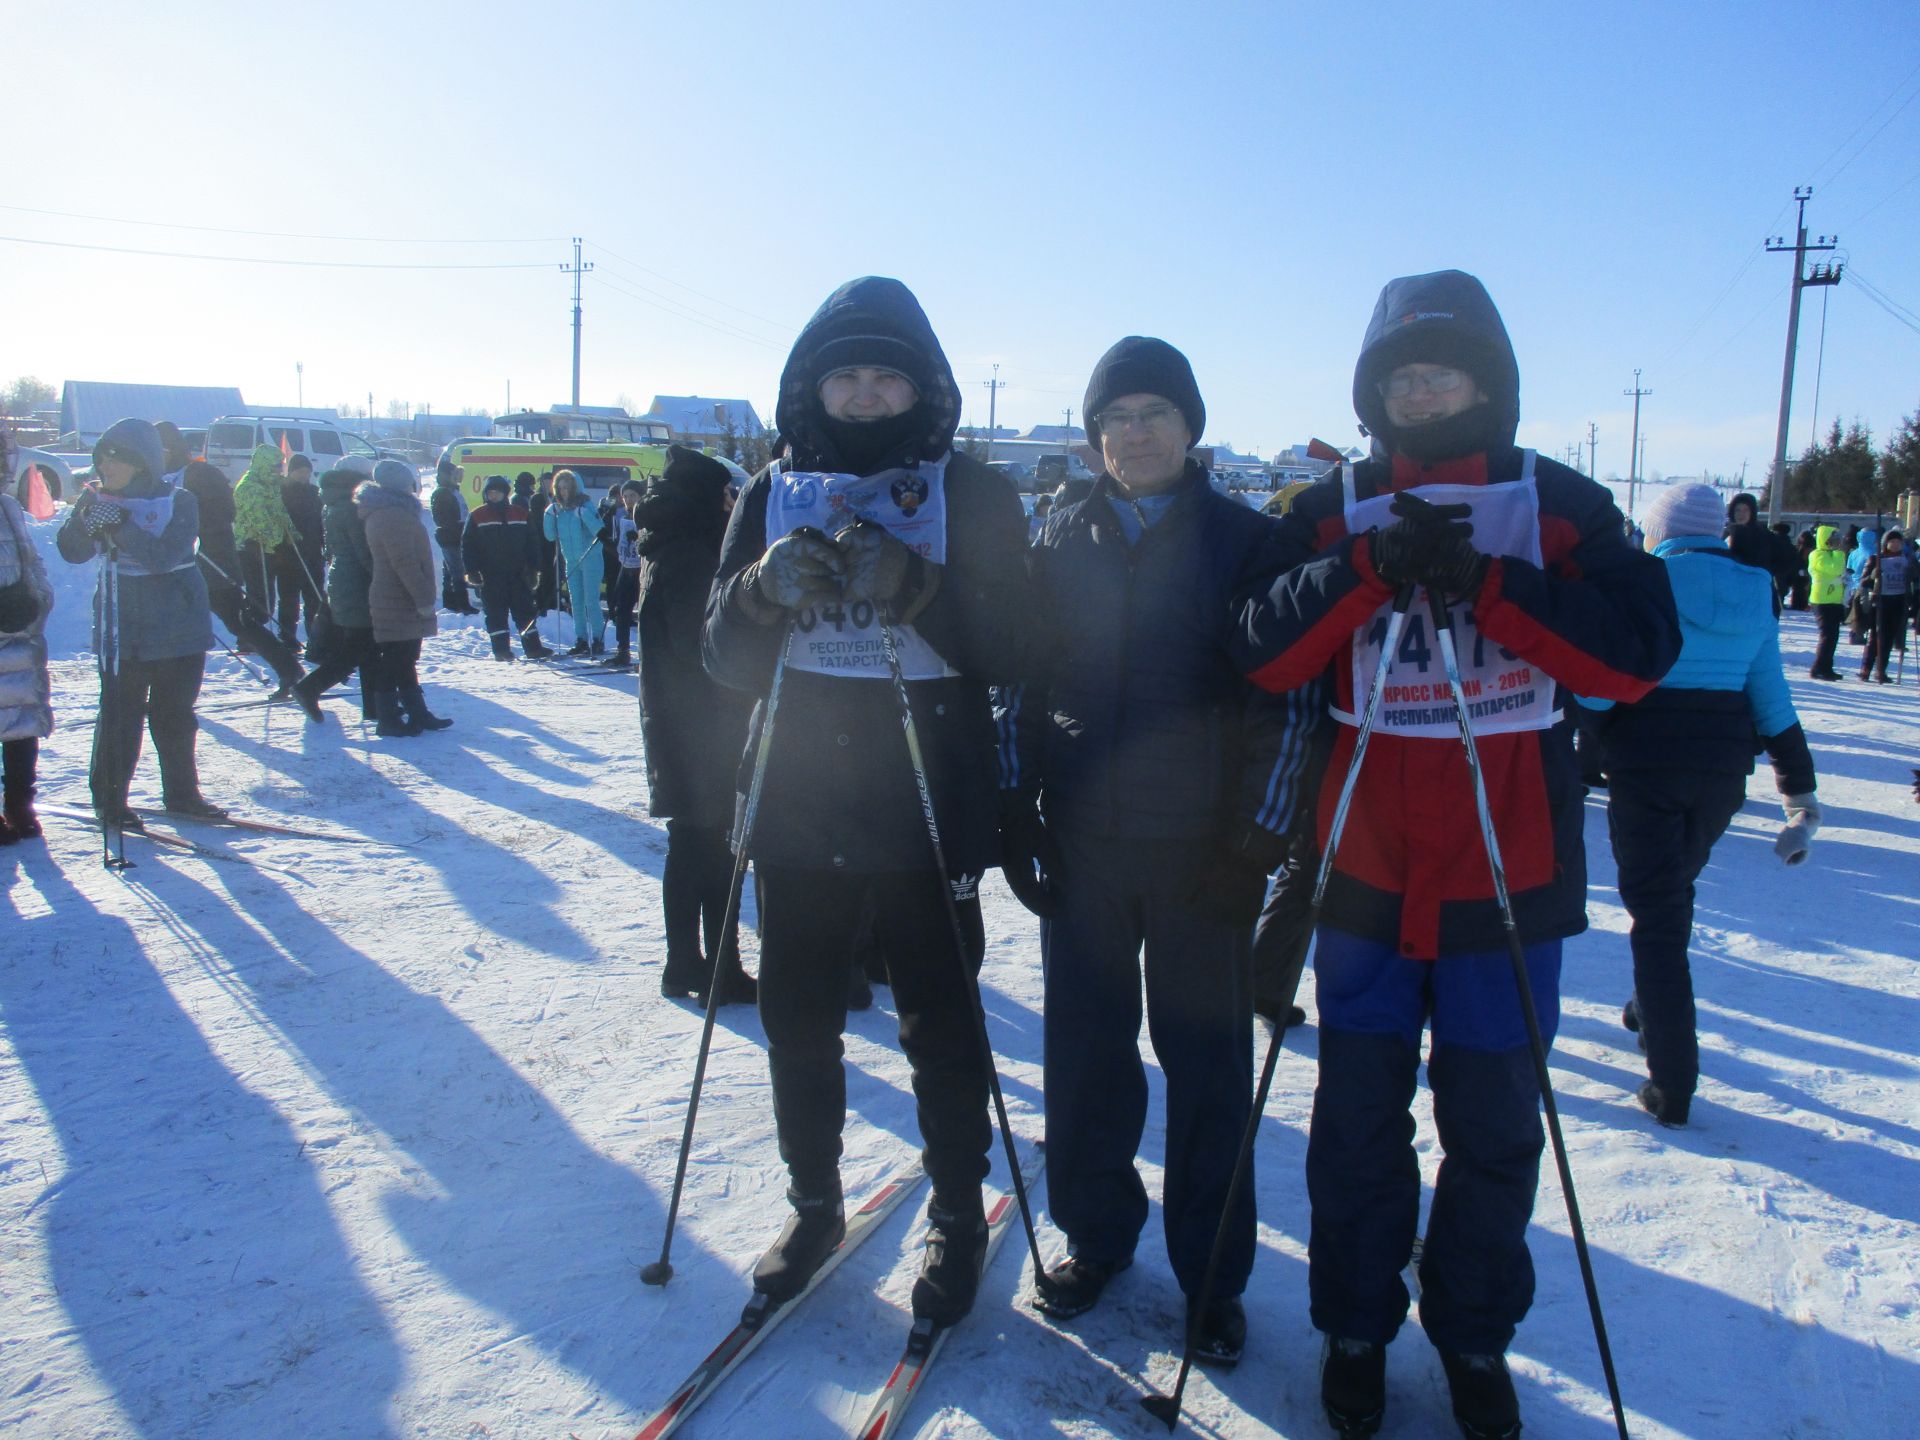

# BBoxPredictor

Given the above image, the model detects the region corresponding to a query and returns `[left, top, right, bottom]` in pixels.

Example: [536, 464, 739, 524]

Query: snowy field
[3, 524, 1918, 1439]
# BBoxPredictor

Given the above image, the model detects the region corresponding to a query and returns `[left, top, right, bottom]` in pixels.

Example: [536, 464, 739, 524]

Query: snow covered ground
[3, 520, 1917, 1438]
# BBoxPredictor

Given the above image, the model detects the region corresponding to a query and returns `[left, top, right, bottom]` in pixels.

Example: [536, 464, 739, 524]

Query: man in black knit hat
[703, 276, 1030, 1330]
[993, 336, 1308, 1367]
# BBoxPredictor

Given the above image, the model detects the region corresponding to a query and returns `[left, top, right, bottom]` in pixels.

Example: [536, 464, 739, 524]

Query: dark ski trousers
[1306, 926, 1560, 1354]
[273, 545, 317, 643]
[662, 820, 736, 984]
[369, 638, 422, 694]
[3, 736, 37, 795]
[1041, 826, 1255, 1299]
[1811, 602, 1843, 675]
[90, 653, 208, 811]
[439, 542, 474, 612]
[609, 567, 640, 654]
[205, 576, 303, 688]
[480, 572, 537, 655]
[1605, 767, 1746, 1101]
[1863, 595, 1910, 678]
[755, 863, 992, 1207]
[300, 625, 373, 706]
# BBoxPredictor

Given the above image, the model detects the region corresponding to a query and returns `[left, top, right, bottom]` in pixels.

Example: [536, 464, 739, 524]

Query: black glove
[83, 499, 128, 536]
[837, 520, 917, 607]
[1368, 491, 1474, 591]
[1419, 527, 1491, 599]
[744, 526, 845, 611]
[999, 790, 1065, 918]
[0, 579, 38, 633]
[1184, 825, 1289, 928]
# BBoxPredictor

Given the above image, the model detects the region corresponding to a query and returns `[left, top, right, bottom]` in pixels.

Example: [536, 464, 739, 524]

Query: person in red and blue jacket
[1228, 270, 1681, 1439]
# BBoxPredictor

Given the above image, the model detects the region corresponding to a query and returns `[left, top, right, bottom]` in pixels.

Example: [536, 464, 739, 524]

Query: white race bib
[763, 458, 959, 681]
[1333, 452, 1560, 738]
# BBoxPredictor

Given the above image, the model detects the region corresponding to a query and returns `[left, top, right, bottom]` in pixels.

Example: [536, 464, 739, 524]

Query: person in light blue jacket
[1578, 483, 1820, 1128]
[541, 469, 606, 655]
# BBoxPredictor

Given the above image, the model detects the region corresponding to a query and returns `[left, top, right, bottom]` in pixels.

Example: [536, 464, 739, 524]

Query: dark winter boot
[1253, 995, 1308, 1030]
[401, 685, 454, 731]
[909, 1195, 989, 1326]
[589, 636, 605, 658]
[1187, 1291, 1247, 1369]
[1033, 1253, 1131, 1319]
[600, 648, 632, 668]
[290, 674, 327, 724]
[162, 794, 230, 820]
[752, 1188, 846, 1304]
[705, 965, 758, 1009]
[1638, 1080, 1690, 1127]
[523, 633, 553, 659]
[491, 635, 515, 661]
[4, 787, 41, 840]
[1321, 1337, 1387, 1437]
[566, 640, 589, 657]
[660, 954, 706, 1000]
[375, 691, 414, 738]
[1439, 1351, 1522, 1439]
[847, 965, 874, 1012]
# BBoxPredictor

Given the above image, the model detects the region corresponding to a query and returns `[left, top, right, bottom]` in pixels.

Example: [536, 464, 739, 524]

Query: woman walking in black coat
[637, 446, 756, 1004]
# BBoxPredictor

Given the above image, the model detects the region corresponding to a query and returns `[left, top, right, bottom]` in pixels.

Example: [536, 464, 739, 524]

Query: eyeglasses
[1377, 366, 1469, 401]
[1098, 403, 1180, 434]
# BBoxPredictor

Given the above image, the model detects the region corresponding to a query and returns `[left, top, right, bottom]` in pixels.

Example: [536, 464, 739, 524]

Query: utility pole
[1063, 407, 1074, 470]
[1586, 421, 1598, 481]
[981, 364, 1005, 462]
[296, 361, 304, 408]
[560, 237, 593, 410]
[1764, 187, 1842, 523]
[1624, 370, 1651, 517]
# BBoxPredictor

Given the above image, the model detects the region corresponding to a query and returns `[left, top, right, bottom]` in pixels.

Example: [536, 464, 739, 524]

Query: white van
[205, 415, 384, 479]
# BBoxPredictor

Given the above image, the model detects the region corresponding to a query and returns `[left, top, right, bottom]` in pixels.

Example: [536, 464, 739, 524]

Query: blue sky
[9, 0, 1918, 480]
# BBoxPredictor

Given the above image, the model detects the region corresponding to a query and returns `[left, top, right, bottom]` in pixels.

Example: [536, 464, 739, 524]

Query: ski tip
[1140, 1392, 1182, 1430]
[639, 1259, 674, 1287]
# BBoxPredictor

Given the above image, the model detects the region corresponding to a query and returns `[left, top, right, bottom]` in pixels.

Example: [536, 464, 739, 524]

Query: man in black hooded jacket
[703, 275, 1030, 1330]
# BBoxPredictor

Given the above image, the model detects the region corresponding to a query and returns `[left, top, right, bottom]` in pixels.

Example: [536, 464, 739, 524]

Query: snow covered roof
[551, 404, 633, 418]
[647, 396, 766, 438]
[59, 382, 246, 445]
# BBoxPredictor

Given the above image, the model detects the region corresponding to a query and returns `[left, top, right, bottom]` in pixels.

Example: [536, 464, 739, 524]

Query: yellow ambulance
[438, 441, 672, 511]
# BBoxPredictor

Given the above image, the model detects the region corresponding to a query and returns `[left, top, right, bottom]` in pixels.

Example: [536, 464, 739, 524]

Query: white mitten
[1775, 792, 1822, 866]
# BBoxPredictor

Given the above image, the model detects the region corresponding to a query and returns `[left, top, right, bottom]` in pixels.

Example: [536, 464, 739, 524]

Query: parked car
[204, 415, 386, 478]
[984, 459, 1036, 494]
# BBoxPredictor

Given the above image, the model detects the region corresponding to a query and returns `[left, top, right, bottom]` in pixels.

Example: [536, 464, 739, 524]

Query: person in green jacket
[1807, 523, 1850, 680]
[292, 462, 376, 720]
[232, 445, 295, 629]
[541, 469, 606, 655]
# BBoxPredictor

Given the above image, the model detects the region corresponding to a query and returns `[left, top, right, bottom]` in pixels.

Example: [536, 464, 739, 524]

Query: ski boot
[1187, 1291, 1246, 1369]
[162, 793, 229, 820]
[1321, 1336, 1386, 1437]
[566, 639, 590, 657]
[1638, 1080, 1690, 1127]
[1033, 1253, 1131, 1319]
[3, 785, 41, 840]
[910, 1194, 989, 1327]
[523, 634, 554, 660]
[1439, 1351, 1522, 1439]
[752, 1188, 846, 1305]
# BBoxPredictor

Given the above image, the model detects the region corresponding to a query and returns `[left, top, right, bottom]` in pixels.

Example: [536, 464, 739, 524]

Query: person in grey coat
[358, 460, 451, 737]
[56, 418, 219, 825]
[0, 487, 54, 842]
[293, 461, 377, 721]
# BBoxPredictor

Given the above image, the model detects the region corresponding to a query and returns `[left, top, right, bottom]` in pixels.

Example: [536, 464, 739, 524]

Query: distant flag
[23, 465, 56, 520]
[279, 432, 293, 464]
[1306, 437, 1345, 465]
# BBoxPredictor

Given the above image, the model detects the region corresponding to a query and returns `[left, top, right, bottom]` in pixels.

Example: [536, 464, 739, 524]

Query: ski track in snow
[3, 515, 1917, 1439]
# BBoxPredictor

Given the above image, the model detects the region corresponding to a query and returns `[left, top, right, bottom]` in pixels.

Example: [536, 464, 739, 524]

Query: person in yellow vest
[1806, 524, 1849, 680]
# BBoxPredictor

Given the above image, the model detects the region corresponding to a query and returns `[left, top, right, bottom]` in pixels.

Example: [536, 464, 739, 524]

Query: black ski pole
[641, 627, 794, 1287]
[1143, 583, 1416, 1430]
[1423, 586, 1630, 1440]
[874, 617, 1048, 1287]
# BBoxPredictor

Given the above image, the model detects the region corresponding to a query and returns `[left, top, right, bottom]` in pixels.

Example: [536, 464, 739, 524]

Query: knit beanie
[374, 458, 420, 495]
[1082, 337, 1205, 450]
[1641, 482, 1727, 551]
[335, 454, 375, 478]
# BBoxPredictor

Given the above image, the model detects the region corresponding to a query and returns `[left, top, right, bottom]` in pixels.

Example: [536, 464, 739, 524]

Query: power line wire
[1669, 280, 1790, 384]
[586, 241, 799, 334]
[1822, 82, 1920, 192]
[586, 272, 787, 350]
[0, 201, 563, 245]
[1809, 57, 1920, 188]
[0, 234, 553, 269]
[1846, 268, 1920, 336]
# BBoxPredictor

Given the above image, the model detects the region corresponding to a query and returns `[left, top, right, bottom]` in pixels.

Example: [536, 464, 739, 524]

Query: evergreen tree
[1879, 405, 1920, 502]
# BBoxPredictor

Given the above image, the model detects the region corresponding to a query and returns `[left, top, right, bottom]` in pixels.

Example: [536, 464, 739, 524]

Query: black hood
[1727, 491, 1762, 523]
[1353, 270, 1520, 463]
[774, 276, 960, 474]
[635, 445, 730, 539]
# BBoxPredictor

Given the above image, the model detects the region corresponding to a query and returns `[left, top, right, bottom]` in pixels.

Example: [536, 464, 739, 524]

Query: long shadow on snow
[0, 856, 404, 1440]
[131, 856, 720, 1424]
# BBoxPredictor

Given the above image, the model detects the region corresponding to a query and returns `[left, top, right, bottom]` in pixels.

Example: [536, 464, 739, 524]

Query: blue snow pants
[1041, 826, 1255, 1298]
[561, 545, 604, 648]
[1306, 926, 1561, 1354]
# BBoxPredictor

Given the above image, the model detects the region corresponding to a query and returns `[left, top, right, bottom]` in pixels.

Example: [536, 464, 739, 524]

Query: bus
[492, 409, 671, 445]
